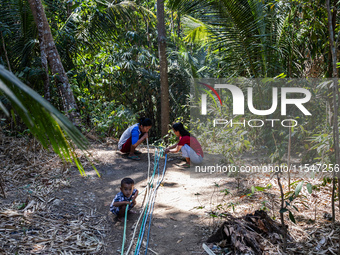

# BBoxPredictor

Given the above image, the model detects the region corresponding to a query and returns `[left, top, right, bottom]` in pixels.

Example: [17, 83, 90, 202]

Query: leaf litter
[1, 133, 340, 254]
[205, 173, 340, 254]
[0, 134, 105, 254]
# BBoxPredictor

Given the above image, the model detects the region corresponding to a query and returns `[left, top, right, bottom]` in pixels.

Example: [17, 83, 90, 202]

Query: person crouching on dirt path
[110, 177, 139, 222]
[118, 117, 152, 161]
[164, 122, 204, 168]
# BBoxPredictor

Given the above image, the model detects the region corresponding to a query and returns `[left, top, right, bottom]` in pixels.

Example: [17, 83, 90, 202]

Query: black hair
[121, 177, 134, 186]
[172, 122, 191, 137]
[139, 117, 152, 127]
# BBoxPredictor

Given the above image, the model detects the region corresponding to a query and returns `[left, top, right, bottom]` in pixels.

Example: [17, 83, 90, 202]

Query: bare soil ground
[81, 143, 217, 255]
[1, 135, 340, 254]
[0, 137, 227, 254]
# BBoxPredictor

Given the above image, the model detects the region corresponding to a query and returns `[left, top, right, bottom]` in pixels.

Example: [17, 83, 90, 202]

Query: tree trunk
[1, 31, 11, 72]
[327, 5, 340, 246]
[41, 51, 50, 102]
[157, 0, 170, 137]
[39, 39, 50, 102]
[28, 0, 78, 122]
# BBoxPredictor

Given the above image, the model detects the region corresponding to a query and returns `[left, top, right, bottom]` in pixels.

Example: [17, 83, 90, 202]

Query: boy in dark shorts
[110, 177, 139, 221]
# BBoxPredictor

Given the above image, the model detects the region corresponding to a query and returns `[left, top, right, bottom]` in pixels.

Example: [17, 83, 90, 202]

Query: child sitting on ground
[110, 177, 139, 221]
[118, 117, 152, 161]
[164, 122, 204, 168]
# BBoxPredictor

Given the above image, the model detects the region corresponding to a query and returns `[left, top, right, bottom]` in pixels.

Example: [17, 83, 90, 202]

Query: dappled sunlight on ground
[2, 139, 340, 254]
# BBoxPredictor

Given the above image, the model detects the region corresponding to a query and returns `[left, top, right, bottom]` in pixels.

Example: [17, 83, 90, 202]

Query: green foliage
[295, 181, 304, 196]
[279, 180, 313, 224]
[220, 188, 230, 196]
[17, 203, 26, 210]
[247, 184, 272, 197]
[191, 115, 252, 164]
[306, 183, 313, 194]
[193, 205, 205, 210]
[288, 211, 296, 224]
[227, 201, 239, 212]
[0, 0, 196, 139]
[0, 64, 98, 176]
[90, 102, 137, 138]
[171, 0, 294, 77]
[260, 200, 269, 211]
[1, 0, 340, 185]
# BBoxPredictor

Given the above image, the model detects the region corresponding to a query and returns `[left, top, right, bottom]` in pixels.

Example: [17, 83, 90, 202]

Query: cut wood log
[207, 210, 294, 255]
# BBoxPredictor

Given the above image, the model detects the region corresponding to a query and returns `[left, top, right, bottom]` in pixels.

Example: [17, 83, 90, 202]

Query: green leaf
[295, 181, 304, 196]
[280, 208, 288, 213]
[194, 206, 205, 209]
[251, 186, 255, 194]
[284, 190, 294, 198]
[0, 100, 9, 115]
[221, 188, 230, 195]
[289, 211, 296, 224]
[289, 180, 301, 186]
[255, 186, 265, 191]
[306, 183, 313, 194]
[17, 203, 26, 210]
[0, 65, 95, 176]
[255, 184, 272, 191]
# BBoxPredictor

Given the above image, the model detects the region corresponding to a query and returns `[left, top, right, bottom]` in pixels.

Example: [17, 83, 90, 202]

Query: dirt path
[1, 137, 229, 254]
[67, 143, 225, 255]
[3, 139, 339, 254]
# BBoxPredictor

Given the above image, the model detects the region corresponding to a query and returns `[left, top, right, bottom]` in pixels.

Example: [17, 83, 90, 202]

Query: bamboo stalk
[277, 175, 287, 252]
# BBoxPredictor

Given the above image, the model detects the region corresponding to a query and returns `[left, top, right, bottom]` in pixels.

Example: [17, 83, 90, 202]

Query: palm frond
[167, 0, 209, 15]
[71, 0, 156, 51]
[0, 0, 38, 72]
[0, 65, 94, 176]
[182, 16, 211, 44]
[170, 0, 291, 77]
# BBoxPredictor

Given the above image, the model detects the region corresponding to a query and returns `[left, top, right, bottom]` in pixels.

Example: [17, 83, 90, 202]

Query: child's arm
[131, 133, 148, 149]
[113, 201, 131, 207]
[164, 143, 179, 154]
[165, 144, 182, 154]
[131, 190, 138, 206]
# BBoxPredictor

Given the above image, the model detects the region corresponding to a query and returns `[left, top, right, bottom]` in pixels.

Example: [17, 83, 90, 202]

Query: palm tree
[28, 0, 79, 122]
[169, 0, 292, 78]
[1, 0, 155, 116]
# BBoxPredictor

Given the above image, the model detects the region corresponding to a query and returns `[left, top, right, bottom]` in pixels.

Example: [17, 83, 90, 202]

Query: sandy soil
[2, 138, 339, 255]
[66, 143, 229, 255]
